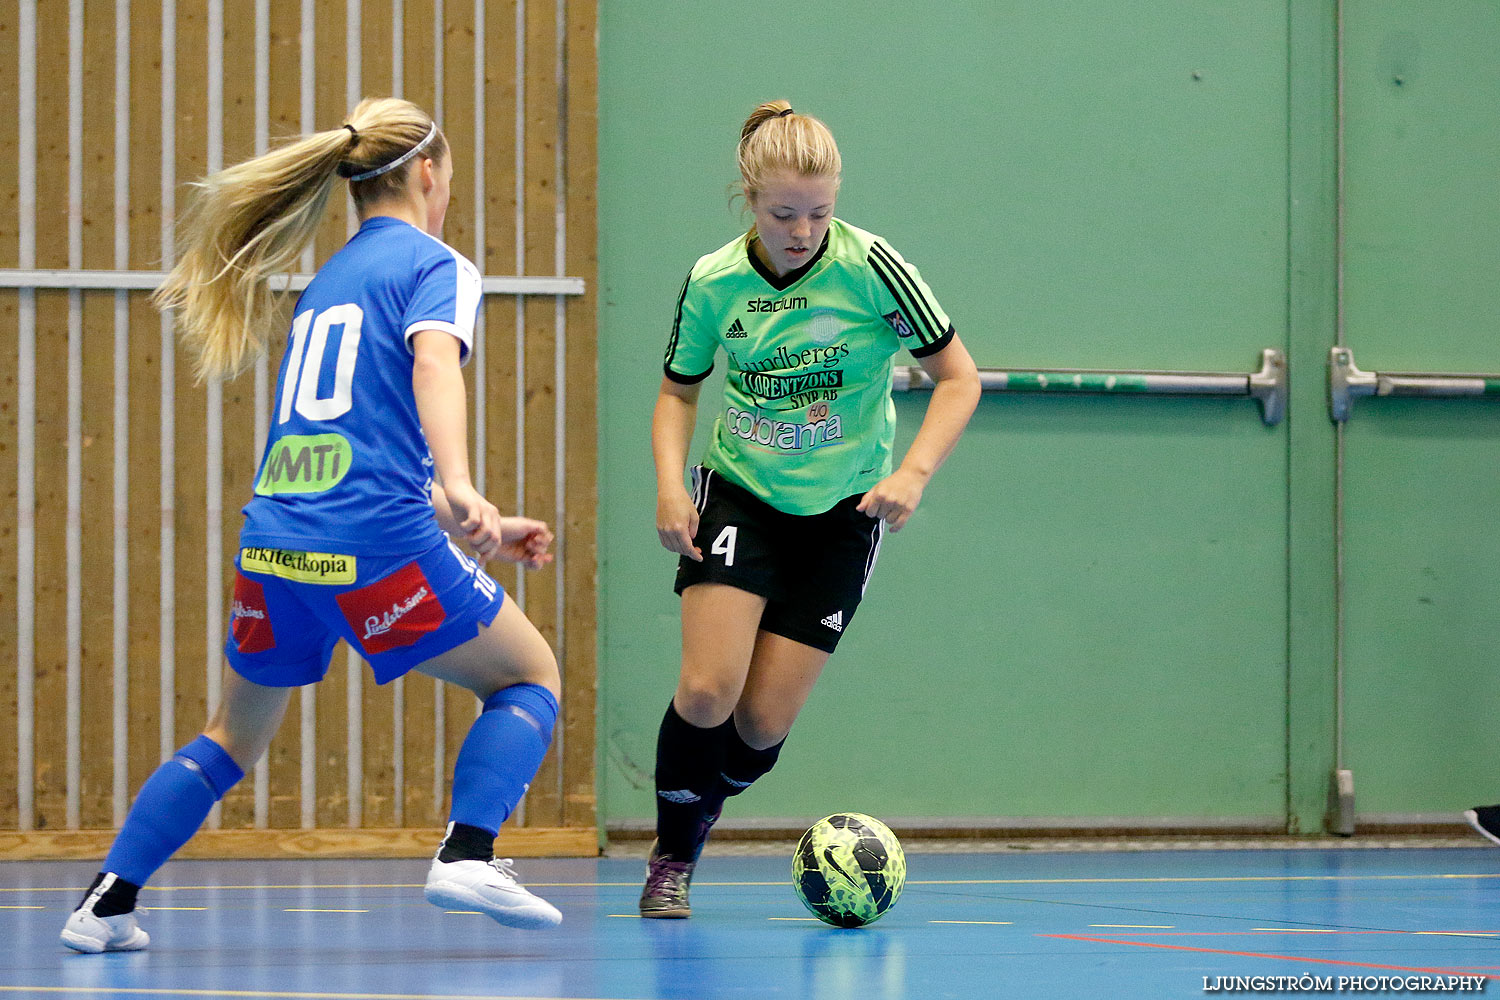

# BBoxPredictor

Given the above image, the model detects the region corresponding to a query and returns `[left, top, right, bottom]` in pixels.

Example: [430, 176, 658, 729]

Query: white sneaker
[424, 857, 561, 929]
[60, 908, 149, 953]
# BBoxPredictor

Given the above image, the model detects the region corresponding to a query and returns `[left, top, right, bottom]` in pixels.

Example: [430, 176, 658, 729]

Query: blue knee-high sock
[103, 735, 245, 887]
[449, 683, 558, 835]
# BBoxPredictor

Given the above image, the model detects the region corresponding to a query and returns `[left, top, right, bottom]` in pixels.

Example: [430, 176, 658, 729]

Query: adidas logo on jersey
[820, 610, 845, 632]
[725, 319, 747, 339]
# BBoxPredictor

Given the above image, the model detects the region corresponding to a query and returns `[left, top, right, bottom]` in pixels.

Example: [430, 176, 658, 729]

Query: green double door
[763, 3, 1500, 832]
[595, 2, 1500, 831]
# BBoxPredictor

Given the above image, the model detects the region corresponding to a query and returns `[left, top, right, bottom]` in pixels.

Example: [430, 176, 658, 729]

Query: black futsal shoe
[1463, 805, 1500, 847]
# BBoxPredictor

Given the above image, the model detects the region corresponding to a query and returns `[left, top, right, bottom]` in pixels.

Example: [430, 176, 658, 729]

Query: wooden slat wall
[79, 0, 118, 833]
[33, 4, 69, 834]
[561, 0, 598, 832]
[125, 0, 165, 831]
[2, 0, 597, 858]
[0, 0, 20, 832]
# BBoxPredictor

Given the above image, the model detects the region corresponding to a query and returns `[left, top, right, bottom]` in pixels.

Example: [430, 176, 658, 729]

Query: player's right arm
[653, 376, 703, 562]
[657, 268, 719, 561]
[411, 327, 503, 562]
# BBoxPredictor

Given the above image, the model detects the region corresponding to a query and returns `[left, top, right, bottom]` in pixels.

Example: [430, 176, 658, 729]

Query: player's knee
[197, 722, 261, 774]
[174, 734, 247, 800]
[731, 712, 791, 752]
[672, 680, 737, 728]
[481, 682, 559, 744]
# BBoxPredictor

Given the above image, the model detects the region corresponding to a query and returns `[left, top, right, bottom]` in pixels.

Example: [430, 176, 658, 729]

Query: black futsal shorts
[673, 467, 884, 653]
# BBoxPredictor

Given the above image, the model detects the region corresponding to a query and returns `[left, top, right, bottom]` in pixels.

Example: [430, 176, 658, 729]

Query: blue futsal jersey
[239, 216, 482, 557]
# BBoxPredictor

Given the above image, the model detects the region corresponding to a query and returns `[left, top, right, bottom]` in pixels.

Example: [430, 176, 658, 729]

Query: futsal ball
[791, 812, 906, 927]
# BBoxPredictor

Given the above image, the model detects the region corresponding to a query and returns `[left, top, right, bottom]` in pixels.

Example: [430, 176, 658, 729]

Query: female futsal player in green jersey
[641, 99, 981, 916]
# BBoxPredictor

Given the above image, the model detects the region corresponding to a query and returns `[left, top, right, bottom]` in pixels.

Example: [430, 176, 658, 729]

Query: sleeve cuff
[406, 322, 474, 366]
[664, 362, 713, 385]
[907, 325, 956, 359]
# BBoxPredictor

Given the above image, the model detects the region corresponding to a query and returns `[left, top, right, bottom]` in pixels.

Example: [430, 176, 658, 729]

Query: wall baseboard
[0, 827, 600, 861]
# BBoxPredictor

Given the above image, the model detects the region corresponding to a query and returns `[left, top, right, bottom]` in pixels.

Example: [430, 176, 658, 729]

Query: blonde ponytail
[737, 99, 842, 200]
[154, 97, 448, 382]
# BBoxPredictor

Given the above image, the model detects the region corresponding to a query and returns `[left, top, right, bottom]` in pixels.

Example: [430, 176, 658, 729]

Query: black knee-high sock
[699, 723, 786, 824]
[654, 702, 732, 861]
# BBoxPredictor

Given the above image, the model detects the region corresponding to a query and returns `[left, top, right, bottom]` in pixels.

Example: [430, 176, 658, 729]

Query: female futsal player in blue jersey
[640, 100, 981, 916]
[62, 97, 562, 953]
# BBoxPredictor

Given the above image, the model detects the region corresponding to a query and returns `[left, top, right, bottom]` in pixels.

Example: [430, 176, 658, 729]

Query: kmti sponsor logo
[241, 547, 356, 585]
[255, 433, 353, 496]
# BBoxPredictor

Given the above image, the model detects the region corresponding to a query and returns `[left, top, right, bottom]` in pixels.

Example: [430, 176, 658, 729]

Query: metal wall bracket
[1329, 346, 1500, 422]
[0, 267, 586, 297]
[894, 348, 1287, 426]
[1328, 768, 1355, 836]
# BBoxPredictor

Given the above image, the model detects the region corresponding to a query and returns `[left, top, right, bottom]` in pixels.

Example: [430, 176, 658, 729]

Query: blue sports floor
[4, 844, 1499, 999]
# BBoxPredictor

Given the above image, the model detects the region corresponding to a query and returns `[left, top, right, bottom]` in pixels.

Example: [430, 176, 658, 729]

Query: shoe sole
[639, 906, 690, 919]
[59, 928, 147, 953]
[59, 929, 106, 954]
[1463, 810, 1500, 848]
[424, 882, 561, 929]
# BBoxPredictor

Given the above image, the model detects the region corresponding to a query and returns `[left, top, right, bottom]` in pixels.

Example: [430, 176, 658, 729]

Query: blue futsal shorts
[224, 536, 504, 686]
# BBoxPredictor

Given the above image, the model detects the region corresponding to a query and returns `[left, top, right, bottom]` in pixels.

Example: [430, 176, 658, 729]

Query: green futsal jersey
[664, 218, 955, 515]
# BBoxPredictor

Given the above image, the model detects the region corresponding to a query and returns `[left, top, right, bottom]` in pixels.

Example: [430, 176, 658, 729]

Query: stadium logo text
[747, 295, 807, 314]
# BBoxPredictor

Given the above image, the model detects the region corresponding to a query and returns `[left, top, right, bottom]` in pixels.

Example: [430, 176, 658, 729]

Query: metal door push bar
[1329, 347, 1500, 422]
[892, 348, 1286, 426]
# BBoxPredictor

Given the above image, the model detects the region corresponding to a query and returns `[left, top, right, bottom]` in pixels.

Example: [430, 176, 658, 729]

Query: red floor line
[1084, 930, 1500, 938]
[1042, 934, 1500, 979]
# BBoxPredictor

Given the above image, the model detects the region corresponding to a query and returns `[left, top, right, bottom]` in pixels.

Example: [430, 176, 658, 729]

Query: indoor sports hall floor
[4, 839, 1499, 999]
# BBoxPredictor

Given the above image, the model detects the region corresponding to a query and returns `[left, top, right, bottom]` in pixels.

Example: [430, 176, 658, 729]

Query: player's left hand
[495, 516, 555, 570]
[856, 468, 927, 532]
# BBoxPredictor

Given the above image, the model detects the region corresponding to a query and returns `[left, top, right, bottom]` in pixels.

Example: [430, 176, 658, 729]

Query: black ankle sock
[437, 822, 496, 863]
[79, 871, 140, 918]
[654, 703, 732, 861]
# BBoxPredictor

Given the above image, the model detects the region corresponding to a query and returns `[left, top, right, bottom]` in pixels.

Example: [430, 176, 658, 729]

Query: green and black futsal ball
[791, 812, 906, 927]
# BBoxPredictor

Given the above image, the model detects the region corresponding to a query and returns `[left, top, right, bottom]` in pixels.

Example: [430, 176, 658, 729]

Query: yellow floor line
[140, 907, 207, 911]
[282, 908, 369, 913]
[930, 919, 1013, 925]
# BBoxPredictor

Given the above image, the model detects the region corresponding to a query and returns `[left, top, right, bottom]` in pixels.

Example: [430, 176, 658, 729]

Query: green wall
[595, 2, 1500, 832]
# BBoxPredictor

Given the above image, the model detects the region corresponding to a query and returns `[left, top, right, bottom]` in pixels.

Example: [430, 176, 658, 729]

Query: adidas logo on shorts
[820, 610, 844, 632]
